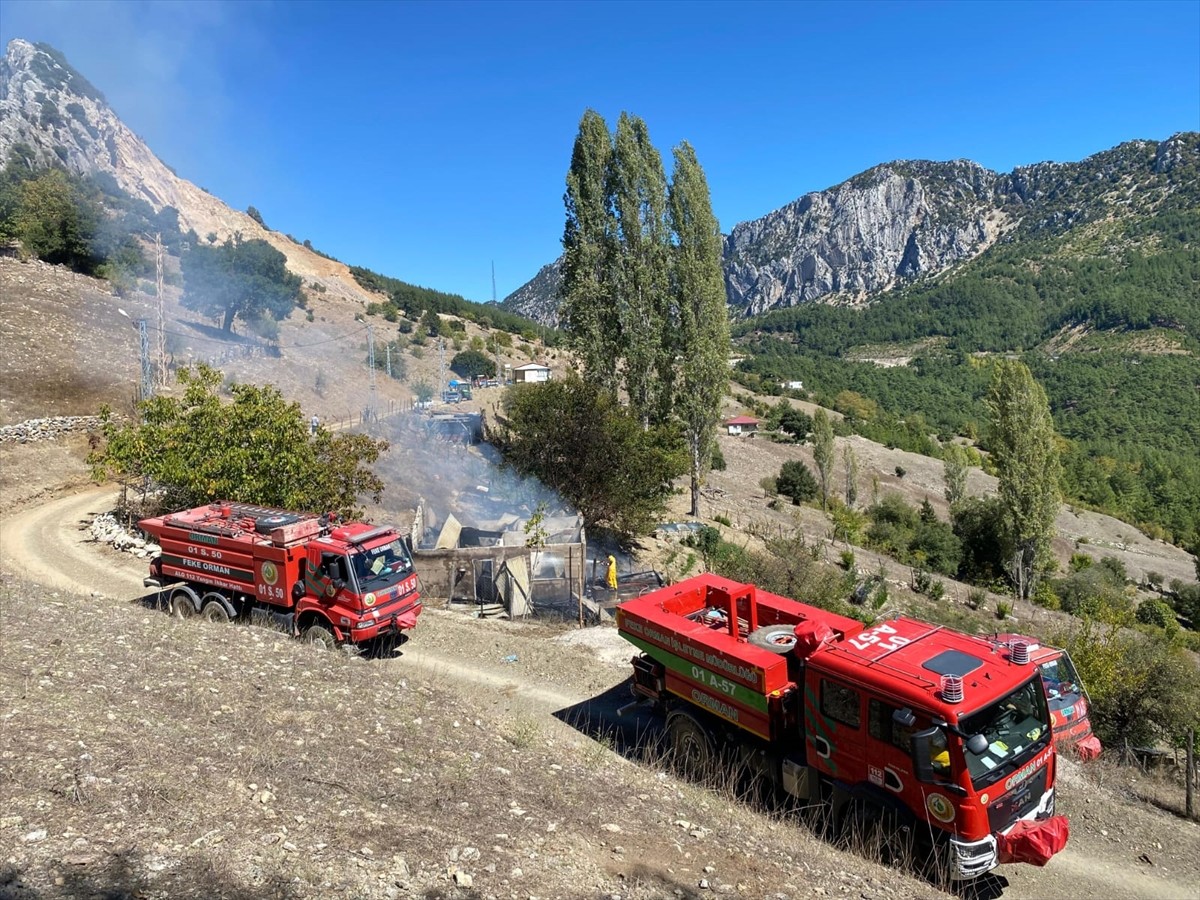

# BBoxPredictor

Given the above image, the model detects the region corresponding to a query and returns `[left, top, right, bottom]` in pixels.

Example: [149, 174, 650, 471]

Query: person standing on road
[310, 414, 320, 435]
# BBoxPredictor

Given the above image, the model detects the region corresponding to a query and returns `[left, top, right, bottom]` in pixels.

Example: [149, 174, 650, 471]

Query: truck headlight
[354, 619, 375, 629]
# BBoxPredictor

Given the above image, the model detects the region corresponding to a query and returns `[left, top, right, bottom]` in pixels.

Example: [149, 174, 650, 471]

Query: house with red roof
[724, 415, 759, 436]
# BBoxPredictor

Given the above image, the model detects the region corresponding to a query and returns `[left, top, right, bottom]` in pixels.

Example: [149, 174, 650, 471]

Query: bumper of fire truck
[949, 785, 1060, 879]
[339, 597, 422, 642]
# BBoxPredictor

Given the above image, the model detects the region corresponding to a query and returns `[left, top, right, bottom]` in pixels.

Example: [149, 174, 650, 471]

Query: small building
[724, 415, 760, 436]
[782, 380, 804, 391]
[513, 363, 551, 384]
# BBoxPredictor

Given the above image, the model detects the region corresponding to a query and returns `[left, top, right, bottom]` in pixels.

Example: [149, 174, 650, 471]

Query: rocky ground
[2, 256, 1200, 899]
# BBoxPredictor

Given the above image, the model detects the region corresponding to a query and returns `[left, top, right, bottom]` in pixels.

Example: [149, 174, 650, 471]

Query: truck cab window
[869, 699, 915, 752]
[820, 679, 861, 728]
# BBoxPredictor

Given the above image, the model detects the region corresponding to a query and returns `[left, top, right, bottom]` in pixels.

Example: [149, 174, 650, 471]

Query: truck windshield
[960, 676, 1050, 789]
[350, 538, 414, 589]
[1039, 653, 1084, 713]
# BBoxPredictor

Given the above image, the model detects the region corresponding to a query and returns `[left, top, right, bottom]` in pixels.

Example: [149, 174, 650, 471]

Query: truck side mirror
[911, 726, 939, 783]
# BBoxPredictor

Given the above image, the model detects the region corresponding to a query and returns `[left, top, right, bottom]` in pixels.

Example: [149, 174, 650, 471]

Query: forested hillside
[736, 136, 1200, 545]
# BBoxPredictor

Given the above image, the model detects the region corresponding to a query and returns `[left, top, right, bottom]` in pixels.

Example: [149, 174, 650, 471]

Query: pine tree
[986, 360, 1062, 601]
[668, 142, 729, 517]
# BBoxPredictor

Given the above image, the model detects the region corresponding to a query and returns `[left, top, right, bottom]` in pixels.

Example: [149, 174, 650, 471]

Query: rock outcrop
[723, 160, 1011, 314]
[502, 134, 1197, 324]
[0, 39, 379, 307]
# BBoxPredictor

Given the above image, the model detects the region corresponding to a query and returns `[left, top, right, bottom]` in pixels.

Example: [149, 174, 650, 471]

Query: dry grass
[0, 575, 939, 900]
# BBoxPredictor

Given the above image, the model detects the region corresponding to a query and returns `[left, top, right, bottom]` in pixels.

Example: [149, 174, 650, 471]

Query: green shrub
[714, 514, 732, 527]
[995, 601, 1012, 620]
[777, 460, 818, 505]
[839, 549, 856, 571]
[709, 441, 726, 472]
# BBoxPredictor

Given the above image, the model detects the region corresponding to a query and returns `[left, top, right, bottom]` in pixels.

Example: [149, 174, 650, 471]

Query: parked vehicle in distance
[992, 634, 1101, 760]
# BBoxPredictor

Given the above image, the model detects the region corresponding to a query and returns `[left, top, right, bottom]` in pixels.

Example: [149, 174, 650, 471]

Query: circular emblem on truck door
[363, 592, 377, 607]
[261, 561, 278, 585]
[926, 793, 956, 823]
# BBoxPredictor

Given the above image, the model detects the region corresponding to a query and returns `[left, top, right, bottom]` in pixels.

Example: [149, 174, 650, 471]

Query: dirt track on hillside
[3, 485, 1199, 899]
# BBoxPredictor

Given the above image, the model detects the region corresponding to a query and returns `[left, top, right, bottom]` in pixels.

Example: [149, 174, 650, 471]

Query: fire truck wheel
[169, 591, 196, 619]
[666, 712, 715, 781]
[748, 625, 797, 654]
[303, 624, 336, 651]
[201, 599, 231, 623]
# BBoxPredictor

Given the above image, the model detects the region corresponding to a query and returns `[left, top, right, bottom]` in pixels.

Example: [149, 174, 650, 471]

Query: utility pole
[437, 339, 447, 398]
[137, 319, 154, 402]
[386, 344, 392, 380]
[366, 325, 377, 419]
[143, 231, 167, 386]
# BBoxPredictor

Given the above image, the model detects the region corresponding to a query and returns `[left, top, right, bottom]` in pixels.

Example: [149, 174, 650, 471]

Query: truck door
[805, 674, 866, 785]
[304, 549, 350, 603]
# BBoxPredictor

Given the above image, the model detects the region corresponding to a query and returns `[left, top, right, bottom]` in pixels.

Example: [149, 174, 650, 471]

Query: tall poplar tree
[667, 141, 729, 517]
[609, 113, 670, 426]
[986, 360, 1062, 601]
[813, 409, 835, 510]
[943, 443, 970, 510]
[560, 110, 619, 392]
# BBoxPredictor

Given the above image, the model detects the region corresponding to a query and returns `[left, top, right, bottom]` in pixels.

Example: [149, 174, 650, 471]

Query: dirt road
[2, 486, 1198, 900]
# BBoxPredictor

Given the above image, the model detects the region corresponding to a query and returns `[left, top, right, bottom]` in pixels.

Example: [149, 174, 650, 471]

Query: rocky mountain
[0, 39, 376, 306]
[502, 133, 1199, 324]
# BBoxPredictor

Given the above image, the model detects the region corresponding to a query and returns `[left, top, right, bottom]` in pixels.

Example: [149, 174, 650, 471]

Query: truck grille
[987, 766, 1048, 833]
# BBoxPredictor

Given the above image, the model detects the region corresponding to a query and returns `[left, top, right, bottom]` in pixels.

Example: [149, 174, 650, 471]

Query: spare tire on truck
[748, 625, 798, 654]
[255, 514, 300, 534]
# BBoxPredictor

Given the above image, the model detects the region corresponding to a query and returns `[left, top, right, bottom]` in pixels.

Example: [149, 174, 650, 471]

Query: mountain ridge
[501, 132, 1198, 324]
[0, 38, 379, 308]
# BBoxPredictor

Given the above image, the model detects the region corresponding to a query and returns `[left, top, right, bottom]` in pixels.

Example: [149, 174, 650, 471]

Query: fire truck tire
[666, 711, 715, 780]
[169, 590, 197, 619]
[201, 597, 232, 623]
[303, 624, 337, 650]
[748, 625, 797, 654]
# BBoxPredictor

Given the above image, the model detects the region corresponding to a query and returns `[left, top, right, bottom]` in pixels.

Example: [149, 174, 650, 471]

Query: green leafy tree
[953, 496, 1014, 585]
[610, 112, 671, 425]
[450, 349, 495, 380]
[246, 205, 266, 228]
[89, 365, 386, 518]
[491, 375, 686, 537]
[560, 109, 619, 392]
[812, 409, 835, 510]
[943, 443, 970, 510]
[778, 406, 812, 441]
[777, 460, 818, 505]
[412, 379, 435, 404]
[986, 360, 1062, 600]
[843, 444, 859, 507]
[420, 309, 443, 337]
[11, 168, 100, 271]
[667, 141, 729, 517]
[181, 235, 302, 333]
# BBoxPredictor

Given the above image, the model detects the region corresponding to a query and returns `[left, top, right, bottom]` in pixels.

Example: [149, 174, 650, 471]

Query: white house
[783, 380, 804, 391]
[513, 363, 551, 384]
[724, 415, 760, 436]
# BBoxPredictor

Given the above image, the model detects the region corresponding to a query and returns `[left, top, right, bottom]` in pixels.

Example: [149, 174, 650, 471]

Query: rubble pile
[0, 416, 104, 444]
[88, 513, 160, 559]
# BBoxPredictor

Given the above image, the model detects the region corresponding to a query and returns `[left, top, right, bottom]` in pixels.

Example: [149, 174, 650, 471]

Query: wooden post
[1187, 728, 1195, 819]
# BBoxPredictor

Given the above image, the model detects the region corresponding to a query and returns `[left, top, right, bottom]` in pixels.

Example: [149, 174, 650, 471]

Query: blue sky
[2, 0, 1198, 303]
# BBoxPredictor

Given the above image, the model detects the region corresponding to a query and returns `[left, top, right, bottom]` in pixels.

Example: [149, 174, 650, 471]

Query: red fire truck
[617, 574, 1069, 879]
[140, 501, 421, 650]
[993, 634, 1101, 760]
